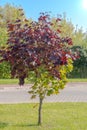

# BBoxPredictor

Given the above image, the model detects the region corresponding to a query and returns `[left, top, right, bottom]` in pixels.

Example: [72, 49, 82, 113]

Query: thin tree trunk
[19, 77, 25, 86]
[38, 97, 43, 125]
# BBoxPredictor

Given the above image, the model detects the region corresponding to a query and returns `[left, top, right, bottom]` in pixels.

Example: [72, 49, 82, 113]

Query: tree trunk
[19, 77, 25, 86]
[38, 97, 43, 125]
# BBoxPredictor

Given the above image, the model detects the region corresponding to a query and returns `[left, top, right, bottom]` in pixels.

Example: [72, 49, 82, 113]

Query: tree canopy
[0, 11, 80, 124]
[0, 13, 78, 84]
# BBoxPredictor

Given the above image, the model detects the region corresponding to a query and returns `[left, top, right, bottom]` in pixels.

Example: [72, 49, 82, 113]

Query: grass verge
[0, 103, 87, 130]
[0, 79, 29, 85]
[0, 78, 87, 85]
[68, 78, 87, 82]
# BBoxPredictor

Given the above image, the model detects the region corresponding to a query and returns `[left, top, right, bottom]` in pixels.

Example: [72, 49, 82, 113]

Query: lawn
[0, 103, 87, 130]
[0, 78, 87, 85]
[0, 79, 29, 85]
[68, 78, 87, 82]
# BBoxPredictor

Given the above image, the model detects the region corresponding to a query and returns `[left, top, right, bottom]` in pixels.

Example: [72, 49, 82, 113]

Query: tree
[51, 13, 87, 48]
[0, 4, 25, 28]
[51, 13, 75, 39]
[0, 13, 78, 125]
[51, 13, 87, 78]
[69, 46, 87, 78]
[0, 4, 30, 78]
[0, 61, 11, 78]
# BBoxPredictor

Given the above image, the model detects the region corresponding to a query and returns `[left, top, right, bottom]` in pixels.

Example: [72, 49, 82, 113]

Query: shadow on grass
[14, 123, 39, 127]
[0, 122, 8, 128]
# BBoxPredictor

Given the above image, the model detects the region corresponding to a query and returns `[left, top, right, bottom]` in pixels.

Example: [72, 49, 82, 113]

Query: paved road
[0, 82, 87, 103]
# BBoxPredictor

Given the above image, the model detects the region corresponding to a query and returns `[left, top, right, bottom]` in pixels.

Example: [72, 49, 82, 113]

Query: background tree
[51, 13, 87, 78]
[51, 13, 75, 39]
[69, 46, 87, 78]
[0, 4, 25, 28]
[0, 4, 29, 79]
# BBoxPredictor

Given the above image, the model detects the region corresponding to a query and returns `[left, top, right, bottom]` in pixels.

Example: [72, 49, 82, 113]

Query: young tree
[0, 13, 78, 125]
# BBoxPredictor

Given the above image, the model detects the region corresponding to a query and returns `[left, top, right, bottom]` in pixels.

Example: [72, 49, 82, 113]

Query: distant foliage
[69, 46, 87, 78]
[52, 13, 87, 78]
[0, 62, 11, 79]
[0, 4, 28, 78]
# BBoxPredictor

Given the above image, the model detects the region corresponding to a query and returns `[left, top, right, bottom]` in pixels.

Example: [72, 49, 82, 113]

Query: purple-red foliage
[0, 13, 78, 85]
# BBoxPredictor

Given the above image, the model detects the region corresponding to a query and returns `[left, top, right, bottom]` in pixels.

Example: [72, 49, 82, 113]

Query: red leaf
[57, 29, 61, 33]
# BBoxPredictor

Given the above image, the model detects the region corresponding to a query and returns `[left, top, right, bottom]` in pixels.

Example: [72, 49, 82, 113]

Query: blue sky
[0, 0, 87, 31]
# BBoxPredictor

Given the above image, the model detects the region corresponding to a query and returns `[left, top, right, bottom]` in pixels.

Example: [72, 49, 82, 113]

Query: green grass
[0, 79, 18, 84]
[0, 78, 87, 85]
[0, 79, 30, 85]
[68, 78, 87, 82]
[0, 103, 87, 130]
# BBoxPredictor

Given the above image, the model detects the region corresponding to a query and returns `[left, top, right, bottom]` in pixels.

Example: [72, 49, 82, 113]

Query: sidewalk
[0, 82, 87, 103]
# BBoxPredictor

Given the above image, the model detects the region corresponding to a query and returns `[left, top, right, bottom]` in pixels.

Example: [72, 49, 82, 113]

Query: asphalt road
[0, 82, 87, 103]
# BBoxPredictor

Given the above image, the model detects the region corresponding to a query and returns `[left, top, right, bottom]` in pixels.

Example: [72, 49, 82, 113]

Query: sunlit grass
[0, 79, 30, 84]
[0, 103, 87, 130]
[0, 78, 87, 85]
[68, 78, 87, 82]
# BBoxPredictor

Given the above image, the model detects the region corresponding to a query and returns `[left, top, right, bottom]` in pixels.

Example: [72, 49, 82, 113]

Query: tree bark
[19, 77, 25, 86]
[38, 97, 43, 125]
